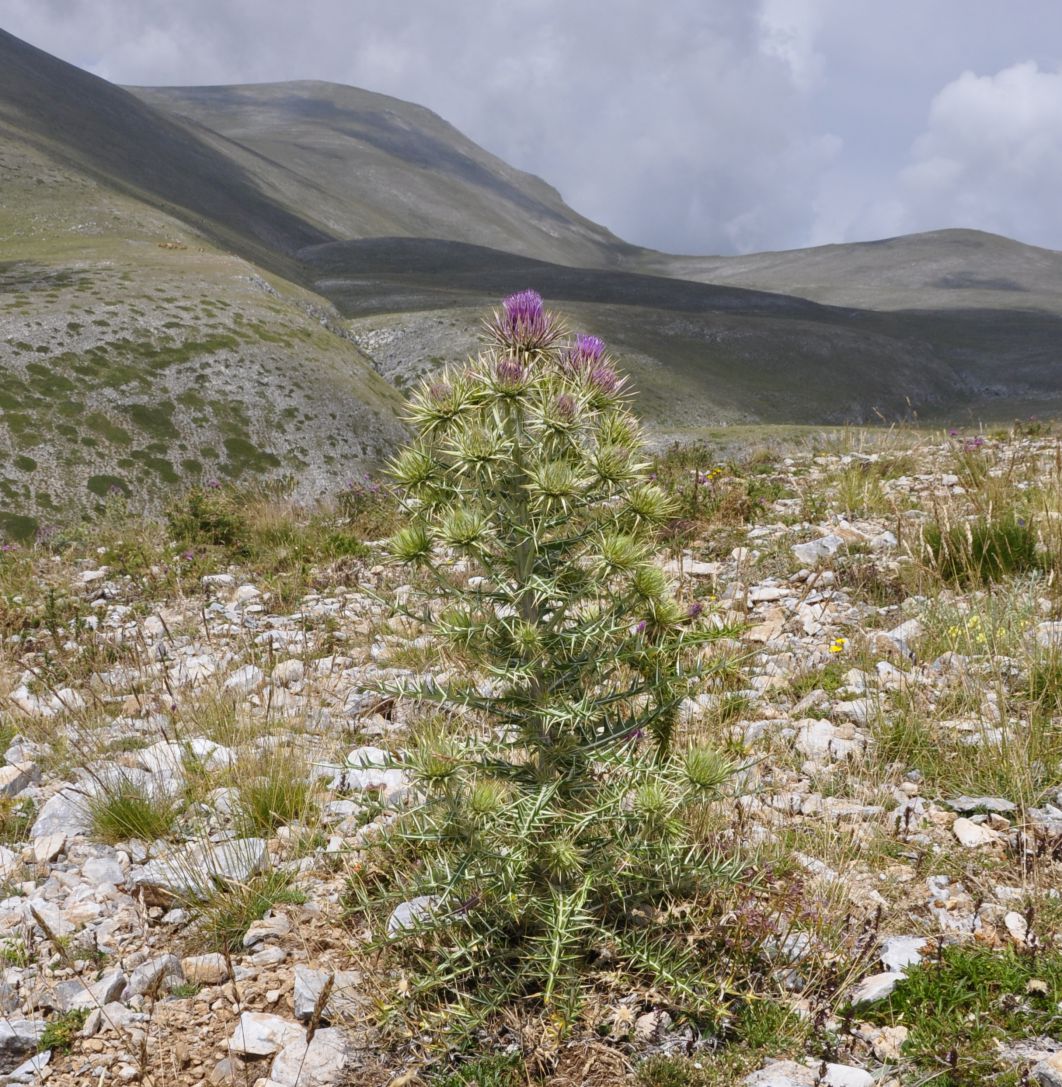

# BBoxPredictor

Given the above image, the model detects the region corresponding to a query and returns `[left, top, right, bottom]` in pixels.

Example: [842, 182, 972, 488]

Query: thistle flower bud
[467, 779, 510, 817]
[388, 523, 433, 566]
[494, 357, 526, 389]
[683, 746, 733, 791]
[632, 565, 668, 601]
[633, 781, 671, 819]
[588, 366, 619, 394]
[686, 602, 704, 619]
[555, 393, 577, 421]
[429, 381, 453, 404]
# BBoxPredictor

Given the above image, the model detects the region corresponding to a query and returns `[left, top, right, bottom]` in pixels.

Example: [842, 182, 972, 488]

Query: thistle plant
[355, 291, 741, 1037]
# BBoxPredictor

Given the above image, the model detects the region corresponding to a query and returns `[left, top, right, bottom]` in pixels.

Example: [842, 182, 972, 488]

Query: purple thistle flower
[0, 543, 17, 553]
[948, 429, 959, 438]
[634, 619, 648, 634]
[588, 365, 619, 394]
[505, 289, 543, 324]
[486, 290, 561, 351]
[494, 357, 525, 388]
[687, 602, 704, 619]
[205, 479, 221, 490]
[565, 333, 606, 370]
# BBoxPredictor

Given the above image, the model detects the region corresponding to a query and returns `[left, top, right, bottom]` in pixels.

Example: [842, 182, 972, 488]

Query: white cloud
[849, 62, 1062, 247]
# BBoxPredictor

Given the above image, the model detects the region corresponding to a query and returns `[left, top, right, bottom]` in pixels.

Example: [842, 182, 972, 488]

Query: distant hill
[641, 228, 1062, 314]
[3, 27, 1062, 536]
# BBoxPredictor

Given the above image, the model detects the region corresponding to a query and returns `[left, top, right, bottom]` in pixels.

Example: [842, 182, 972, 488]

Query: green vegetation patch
[84, 412, 133, 446]
[859, 945, 1062, 1086]
[0, 512, 38, 543]
[221, 436, 281, 477]
[127, 400, 178, 440]
[87, 474, 130, 498]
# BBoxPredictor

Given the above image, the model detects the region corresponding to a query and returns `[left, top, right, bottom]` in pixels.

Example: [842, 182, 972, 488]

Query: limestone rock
[30, 788, 92, 839]
[227, 1011, 304, 1057]
[50, 970, 127, 1013]
[130, 838, 269, 903]
[952, 817, 999, 848]
[848, 971, 904, 1005]
[791, 535, 844, 566]
[269, 1028, 351, 1087]
[0, 1019, 45, 1058]
[181, 953, 230, 985]
[744, 1060, 873, 1087]
[794, 719, 865, 761]
[272, 659, 305, 687]
[1033, 1052, 1062, 1087]
[125, 954, 183, 997]
[0, 763, 38, 797]
[242, 914, 291, 948]
[879, 936, 926, 972]
[387, 895, 441, 937]
[292, 966, 364, 1022]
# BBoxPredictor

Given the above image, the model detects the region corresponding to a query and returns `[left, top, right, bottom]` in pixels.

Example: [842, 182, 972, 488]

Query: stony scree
[5, 432, 1062, 1084]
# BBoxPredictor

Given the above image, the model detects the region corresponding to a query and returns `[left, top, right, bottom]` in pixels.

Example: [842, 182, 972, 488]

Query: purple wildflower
[0, 543, 17, 553]
[486, 289, 561, 351]
[205, 479, 221, 490]
[948, 429, 959, 437]
[555, 393, 577, 421]
[505, 289, 542, 324]
[565, 333, 606, 370]
[687, 602, 704, 619]
[634, 619, 648, 634]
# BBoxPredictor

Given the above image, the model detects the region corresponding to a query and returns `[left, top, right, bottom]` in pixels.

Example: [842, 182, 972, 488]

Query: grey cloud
[4, 0, 1062, 253]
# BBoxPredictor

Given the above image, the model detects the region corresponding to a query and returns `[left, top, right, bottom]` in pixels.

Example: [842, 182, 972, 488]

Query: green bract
[356, 293, 741, 1040]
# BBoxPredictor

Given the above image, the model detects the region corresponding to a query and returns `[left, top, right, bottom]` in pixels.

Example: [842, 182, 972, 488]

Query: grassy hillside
[643, 228, 1062, 313]
[0, 134, 404, 539]
[131, 82, 635, 269]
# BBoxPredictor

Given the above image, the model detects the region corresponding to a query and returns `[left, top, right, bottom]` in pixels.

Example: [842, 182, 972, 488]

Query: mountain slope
[131, 82, 633, 268]
[0, 28, 330, 273]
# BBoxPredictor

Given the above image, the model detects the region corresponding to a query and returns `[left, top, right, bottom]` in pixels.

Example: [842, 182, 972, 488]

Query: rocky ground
[3, 429, 1062, 1086]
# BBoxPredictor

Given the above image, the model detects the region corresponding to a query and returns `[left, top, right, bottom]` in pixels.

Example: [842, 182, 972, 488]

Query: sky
[5, 0, 1062, 255]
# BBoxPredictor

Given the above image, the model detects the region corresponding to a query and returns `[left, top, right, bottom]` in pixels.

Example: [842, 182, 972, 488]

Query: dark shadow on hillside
[299, 237, 831, 319]
[0, 30, 332, 261]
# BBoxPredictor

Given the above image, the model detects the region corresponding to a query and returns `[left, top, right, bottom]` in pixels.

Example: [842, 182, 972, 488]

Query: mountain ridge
[2, 27, 1062, 536]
